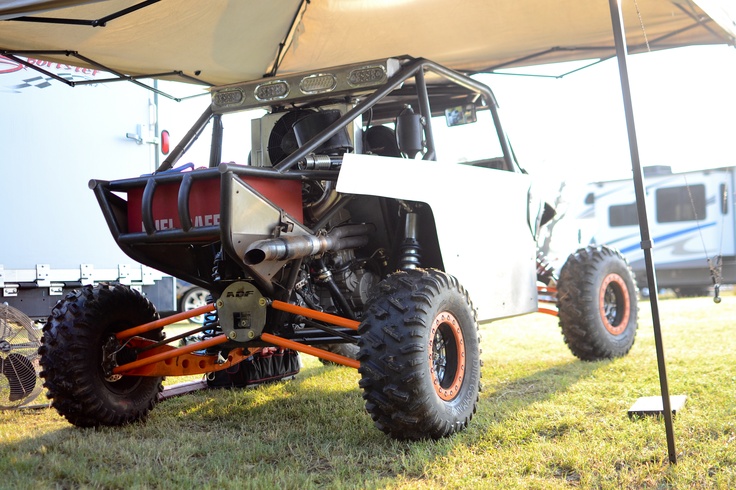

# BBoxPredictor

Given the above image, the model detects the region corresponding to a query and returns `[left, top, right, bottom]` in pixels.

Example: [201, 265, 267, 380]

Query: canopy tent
[2, 0, 735, 466]
[0, 0, 734, 86]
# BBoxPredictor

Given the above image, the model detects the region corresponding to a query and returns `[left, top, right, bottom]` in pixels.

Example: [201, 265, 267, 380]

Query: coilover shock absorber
[201, 294, 220, 339]
[202, 246, 226, 339]
[399, 210, 422, 270]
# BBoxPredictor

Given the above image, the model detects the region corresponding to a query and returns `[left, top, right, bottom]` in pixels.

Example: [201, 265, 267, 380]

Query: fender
[337, 153, 539, 321]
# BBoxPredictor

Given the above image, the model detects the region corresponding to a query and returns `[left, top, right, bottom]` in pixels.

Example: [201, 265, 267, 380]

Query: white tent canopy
[1, 0, 734, 86]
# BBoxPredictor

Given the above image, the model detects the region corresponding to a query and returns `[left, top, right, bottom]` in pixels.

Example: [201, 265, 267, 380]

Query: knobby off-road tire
[358, 269, 481, 440]
[39, 283, 164, 427]
[557, 245, 638, 361]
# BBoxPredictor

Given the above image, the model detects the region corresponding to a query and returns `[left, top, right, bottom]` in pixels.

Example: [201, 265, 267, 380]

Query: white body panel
[337, 153, 539, 322]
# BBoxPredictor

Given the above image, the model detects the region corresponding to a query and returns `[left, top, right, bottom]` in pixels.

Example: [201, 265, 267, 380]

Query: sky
[481, 44, 736, 188]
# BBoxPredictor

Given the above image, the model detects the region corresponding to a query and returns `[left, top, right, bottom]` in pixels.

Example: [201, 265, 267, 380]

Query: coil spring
[201, 294, 220, 339]
[399, 239, 422, 270]
[400, 211, 421, 271]
[536, 251, 556, 285]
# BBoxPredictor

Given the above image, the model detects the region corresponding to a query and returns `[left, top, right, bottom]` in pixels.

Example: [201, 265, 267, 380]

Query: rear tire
[358, 269, 481, 440]
[39, 283, 163, 427]
[557, 245, 638, 361]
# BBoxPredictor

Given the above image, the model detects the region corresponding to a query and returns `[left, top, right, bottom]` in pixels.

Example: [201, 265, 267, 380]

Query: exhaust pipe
[244, 223, 375, 265]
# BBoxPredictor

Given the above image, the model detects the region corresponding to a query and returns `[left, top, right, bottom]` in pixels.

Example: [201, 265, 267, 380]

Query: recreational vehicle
[0, 55, 176, 320]
[580, 165, 735, 296]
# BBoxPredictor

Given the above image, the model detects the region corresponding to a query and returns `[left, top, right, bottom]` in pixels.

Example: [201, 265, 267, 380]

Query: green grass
[2, 296, 736, 488]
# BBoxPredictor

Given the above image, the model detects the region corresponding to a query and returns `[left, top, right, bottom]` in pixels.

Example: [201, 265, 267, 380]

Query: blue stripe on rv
[619, 222, 717, 254]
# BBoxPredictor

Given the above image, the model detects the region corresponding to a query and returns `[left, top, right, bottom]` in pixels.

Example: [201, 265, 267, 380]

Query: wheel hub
[101, 335, 124, 382]
[428, 311, 465, 401]
[599, 273, 631, 335]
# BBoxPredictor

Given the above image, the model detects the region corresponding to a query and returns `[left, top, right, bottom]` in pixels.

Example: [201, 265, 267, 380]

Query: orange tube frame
[537, 284, 559, 317]
[111, 287, 564, 376]
[110, 298, 361, 376]
[270, 300, 360, 330]
[113, 334, 229, 375]
[261, 333, 360, 369]
[116, 303, 216, 340]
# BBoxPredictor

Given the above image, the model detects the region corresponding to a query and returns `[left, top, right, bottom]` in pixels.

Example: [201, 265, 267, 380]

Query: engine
[244, 102, 378, 319]
[293, 218, 381, 319]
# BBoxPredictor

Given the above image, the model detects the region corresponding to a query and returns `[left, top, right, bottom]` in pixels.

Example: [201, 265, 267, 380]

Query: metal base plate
[628, 395, 687, 418]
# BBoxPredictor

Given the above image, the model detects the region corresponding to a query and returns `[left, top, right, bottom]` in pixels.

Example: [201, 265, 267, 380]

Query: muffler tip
[244, 249, 266, 265]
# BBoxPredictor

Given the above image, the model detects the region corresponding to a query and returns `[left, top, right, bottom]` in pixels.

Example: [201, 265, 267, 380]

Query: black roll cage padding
[271, 57, 515, 173]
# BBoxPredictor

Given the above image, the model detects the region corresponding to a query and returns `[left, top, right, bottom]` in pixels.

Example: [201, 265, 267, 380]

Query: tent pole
[607, 0, 676, 464]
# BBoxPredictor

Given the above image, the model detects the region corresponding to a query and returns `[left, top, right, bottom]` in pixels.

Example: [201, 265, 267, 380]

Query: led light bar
[254, 80, 290, 101]
[212, 88, 245, 109]
[211, 58, 402, 113]
[299, 73, 337, 94]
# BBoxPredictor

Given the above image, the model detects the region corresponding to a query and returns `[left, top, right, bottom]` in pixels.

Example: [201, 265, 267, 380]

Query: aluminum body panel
[337, 153, 538, 321]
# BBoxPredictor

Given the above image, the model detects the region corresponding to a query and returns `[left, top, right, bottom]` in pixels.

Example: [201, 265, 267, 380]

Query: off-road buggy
[39, 56, 638, 439]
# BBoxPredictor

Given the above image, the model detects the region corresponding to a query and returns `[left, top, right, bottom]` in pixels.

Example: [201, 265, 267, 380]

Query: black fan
[0, 304, 43, 409]
[267, 109, 315, 165]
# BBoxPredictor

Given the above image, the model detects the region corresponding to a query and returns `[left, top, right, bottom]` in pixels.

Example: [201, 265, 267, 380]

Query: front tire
[39, 283, 164, 427]
[557, 245, 638, 361]
[358, 269, 481, 440]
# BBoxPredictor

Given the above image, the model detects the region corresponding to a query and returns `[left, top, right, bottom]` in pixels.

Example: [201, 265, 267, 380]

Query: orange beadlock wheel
[428, 311, 466, 401]
[556, 245, 638, 361]
[599, 273, 631, 335]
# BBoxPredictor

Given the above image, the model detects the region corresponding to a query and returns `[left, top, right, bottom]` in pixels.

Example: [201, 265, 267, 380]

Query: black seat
[364, 125, 401, 157]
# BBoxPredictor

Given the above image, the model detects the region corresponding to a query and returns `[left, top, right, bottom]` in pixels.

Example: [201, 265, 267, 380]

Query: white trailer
[0, 55, 175, 319]
[579, 165, 736, 294]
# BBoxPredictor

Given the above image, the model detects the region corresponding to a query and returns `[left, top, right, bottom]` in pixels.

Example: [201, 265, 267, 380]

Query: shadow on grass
[1, 355, 609, 488]
[472, 357, 605, 434]
[151, 354, 607, 483]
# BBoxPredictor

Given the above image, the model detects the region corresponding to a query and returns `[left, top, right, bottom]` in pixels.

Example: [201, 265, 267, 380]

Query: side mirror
[445, 104, 477, 127]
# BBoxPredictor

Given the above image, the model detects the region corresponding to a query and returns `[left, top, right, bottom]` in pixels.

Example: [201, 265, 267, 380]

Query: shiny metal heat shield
[220, 174, 311, 285]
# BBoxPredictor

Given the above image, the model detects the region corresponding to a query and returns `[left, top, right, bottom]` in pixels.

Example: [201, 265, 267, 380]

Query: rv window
[609, 203, 638, 227]
[656, 185, 706, 223]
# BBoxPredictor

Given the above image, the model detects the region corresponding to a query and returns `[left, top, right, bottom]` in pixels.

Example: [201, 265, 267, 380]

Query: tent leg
[607, 0, 677, 464]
